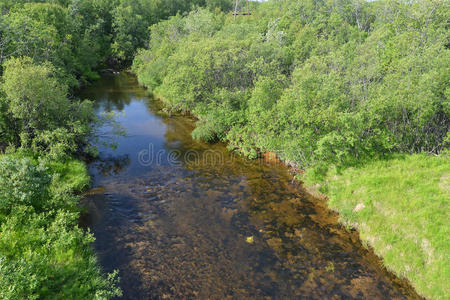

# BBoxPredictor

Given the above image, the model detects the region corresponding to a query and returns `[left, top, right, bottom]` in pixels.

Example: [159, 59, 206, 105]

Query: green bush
[0, 208, 121, 300]
[1, 57, 95, 159]
[0, 157, 50, 216]
[0, 155, 121, 299]
[133, 0, 449, 169]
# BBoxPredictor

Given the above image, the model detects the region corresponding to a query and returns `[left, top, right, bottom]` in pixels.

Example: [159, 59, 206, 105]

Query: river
[80, 73, 420, 299]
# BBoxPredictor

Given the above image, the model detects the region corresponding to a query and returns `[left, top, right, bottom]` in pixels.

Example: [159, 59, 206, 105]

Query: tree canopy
[133, 0, 449, 172]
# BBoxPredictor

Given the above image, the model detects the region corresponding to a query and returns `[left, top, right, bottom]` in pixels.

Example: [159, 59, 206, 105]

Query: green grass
[305, 154, 449, 299]
[0, 152, 120, 299]
[0, 151, 90, 193]
[45, 159, 90, 193]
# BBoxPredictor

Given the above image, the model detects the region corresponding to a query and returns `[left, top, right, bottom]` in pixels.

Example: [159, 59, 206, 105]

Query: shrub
[1, 57, 95, 159]
[0, 157, 50, 216]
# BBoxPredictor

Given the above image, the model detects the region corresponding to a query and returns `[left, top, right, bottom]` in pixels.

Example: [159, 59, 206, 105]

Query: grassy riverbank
[303, 154, 449, 299]
[0, 152, 122, 299]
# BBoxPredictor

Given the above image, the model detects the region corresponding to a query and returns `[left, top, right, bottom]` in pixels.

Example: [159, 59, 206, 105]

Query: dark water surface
[80, 73, 420, 299]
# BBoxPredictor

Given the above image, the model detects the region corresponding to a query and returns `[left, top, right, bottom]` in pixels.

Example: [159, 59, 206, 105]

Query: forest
[0, 0, 448, 299]
[133, 0, 448, 171]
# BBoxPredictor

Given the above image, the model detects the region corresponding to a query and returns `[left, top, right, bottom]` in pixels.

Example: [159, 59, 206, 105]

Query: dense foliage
[1, 57, 96, 158]
[0, 0, 231, 76]
[0, 0, 119, 296]
[0, 155, 121, 299]
[1, 1, 108, 86]
[133, 0, 449, 174]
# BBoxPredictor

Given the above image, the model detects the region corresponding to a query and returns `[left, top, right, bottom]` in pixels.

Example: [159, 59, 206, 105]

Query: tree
[1, 57, 94, 158]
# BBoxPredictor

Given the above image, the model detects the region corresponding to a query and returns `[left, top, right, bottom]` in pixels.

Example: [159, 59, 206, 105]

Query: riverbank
[147, 84, 449, 299]
[301, 154, 449, 299]
[0, 152, 121, 298]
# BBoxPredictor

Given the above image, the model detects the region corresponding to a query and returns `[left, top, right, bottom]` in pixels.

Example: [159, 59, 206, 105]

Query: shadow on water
[80, 73, 422, 299]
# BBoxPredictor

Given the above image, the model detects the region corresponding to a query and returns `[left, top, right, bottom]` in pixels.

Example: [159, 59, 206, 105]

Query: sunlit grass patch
[0, 152, 90, 193]
[311, 154, 449, 299]
[45, 159, 90, 193]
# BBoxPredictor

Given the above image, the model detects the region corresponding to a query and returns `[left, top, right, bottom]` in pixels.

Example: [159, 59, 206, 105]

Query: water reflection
[81, 73, 421, 299]
[95, 154, 131, 176]
[81, 74, 139, 112]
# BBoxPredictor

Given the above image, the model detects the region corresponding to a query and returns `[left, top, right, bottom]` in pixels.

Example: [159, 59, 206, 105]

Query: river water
[80, 73, 420, 299]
